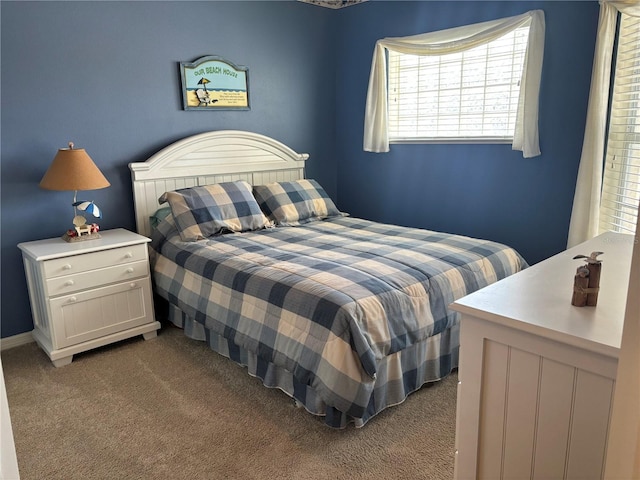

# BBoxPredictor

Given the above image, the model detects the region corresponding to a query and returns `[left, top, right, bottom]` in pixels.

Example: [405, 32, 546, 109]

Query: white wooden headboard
[129, 130, 309, 237]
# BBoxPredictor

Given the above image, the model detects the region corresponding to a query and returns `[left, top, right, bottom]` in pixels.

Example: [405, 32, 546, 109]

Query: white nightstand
[18, 229, 160, 367]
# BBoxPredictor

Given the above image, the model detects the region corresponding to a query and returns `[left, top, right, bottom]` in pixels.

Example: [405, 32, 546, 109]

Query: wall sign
[179, 55, 250, 110]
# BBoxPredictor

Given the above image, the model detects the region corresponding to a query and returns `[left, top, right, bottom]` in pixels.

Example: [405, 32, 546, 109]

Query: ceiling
[298, 0, 368, 9]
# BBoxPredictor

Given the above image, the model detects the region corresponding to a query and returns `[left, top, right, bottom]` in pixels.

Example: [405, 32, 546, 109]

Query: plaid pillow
[253, 179, 343, 226]
[159, 181, 271, 241]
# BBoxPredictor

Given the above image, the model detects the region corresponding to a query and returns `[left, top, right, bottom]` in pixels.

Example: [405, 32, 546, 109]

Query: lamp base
[62, 232, 102, 243]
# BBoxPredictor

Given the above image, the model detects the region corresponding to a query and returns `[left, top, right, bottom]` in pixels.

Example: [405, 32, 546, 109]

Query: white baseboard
[0, 331, 34, 351]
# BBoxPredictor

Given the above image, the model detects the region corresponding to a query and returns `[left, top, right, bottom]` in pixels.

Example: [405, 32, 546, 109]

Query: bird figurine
[571, 251, 603, 307]
[572, 251, 604, 264]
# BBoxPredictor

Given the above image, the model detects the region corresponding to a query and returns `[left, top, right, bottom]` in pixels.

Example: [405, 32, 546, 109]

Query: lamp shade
[39, 143, 110, 191]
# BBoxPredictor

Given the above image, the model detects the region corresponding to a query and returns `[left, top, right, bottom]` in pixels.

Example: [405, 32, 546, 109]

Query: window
[363, 10, 544, 156]
[387, 25, 530, 143]
[600, 13, 640, 235]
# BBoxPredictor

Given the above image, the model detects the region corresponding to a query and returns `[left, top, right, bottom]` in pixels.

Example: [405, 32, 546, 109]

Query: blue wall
[1, 1, 599, 338]
[334, 1, 599, 265]
[0, 1, 335, 338]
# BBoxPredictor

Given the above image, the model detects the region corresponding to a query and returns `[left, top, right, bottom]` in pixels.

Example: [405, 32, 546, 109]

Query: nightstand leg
[52, 356, 73, 368]
[142, 331, 157, 341]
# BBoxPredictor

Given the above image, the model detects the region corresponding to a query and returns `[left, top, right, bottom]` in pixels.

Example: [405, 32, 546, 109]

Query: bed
[129, 130, 527, 428]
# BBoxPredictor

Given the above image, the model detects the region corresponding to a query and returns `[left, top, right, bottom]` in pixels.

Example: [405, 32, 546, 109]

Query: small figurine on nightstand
[571, 251, 603, 307]
[62, 202, 103, 242]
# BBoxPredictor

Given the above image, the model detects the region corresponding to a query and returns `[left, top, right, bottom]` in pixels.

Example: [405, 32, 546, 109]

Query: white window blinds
[387, 26, 530, 142]
[600, 13, 640, 235]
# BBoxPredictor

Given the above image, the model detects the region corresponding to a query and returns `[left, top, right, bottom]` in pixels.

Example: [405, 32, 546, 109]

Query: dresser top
[18, 228, 150, 261]
[451, 232, 635, 358]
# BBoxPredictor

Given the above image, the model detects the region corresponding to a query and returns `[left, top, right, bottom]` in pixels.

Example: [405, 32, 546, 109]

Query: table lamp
[39, 142, 110, 242]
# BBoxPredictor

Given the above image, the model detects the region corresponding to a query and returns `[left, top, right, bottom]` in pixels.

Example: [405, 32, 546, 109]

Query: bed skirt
[166, 303, 459, 428]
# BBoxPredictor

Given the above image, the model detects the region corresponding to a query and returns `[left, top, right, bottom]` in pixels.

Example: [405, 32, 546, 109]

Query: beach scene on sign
[183, 59, 248, 108]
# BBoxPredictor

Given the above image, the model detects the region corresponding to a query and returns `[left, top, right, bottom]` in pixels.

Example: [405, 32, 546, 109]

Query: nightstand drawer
[45, 260, 149, 296]
[49, 278, 153, 349]
[43, 244, 148, 279]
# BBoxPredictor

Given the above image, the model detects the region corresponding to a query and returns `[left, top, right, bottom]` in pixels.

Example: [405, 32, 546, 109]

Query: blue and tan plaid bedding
[150, 216, 527, 420]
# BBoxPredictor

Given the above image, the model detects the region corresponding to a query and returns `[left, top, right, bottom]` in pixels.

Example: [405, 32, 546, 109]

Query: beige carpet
[2, 325, 457, 480]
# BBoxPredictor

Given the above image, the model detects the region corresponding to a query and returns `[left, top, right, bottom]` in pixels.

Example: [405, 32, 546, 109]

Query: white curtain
[363, 10, 546, 157]
[567, 0, 640, 248]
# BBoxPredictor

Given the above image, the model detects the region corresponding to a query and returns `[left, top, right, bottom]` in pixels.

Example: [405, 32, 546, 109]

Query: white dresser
[18, 229, 160, 367]
[451, 232, 633, 480]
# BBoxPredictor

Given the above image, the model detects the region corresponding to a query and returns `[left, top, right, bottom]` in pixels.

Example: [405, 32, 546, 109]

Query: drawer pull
[129, 282, 137, 288]
[64, 280, 75, 287]
[68, 296, 77, 303]
[63, 264, 72, 270]
[125, 268, 134, 274]
[124, 252, 133, 259]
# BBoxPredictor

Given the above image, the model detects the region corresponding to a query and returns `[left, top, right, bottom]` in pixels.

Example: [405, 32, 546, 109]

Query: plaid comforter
[150, 216, 527, 418]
